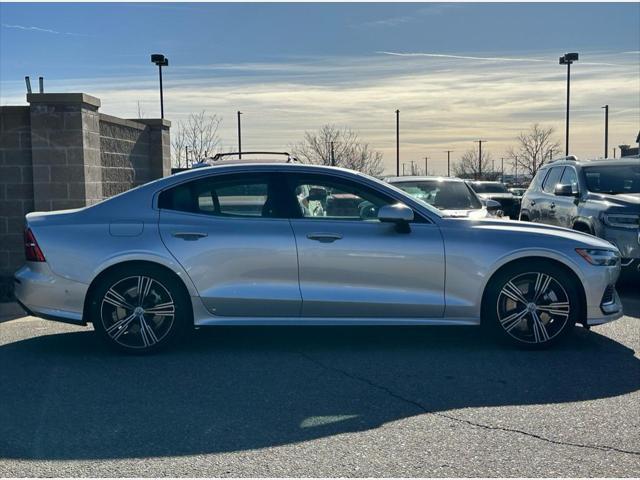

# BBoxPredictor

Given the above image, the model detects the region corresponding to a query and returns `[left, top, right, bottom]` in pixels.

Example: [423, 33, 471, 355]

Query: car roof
[386, 176, 465, 183]
[543, 157, 639, 169]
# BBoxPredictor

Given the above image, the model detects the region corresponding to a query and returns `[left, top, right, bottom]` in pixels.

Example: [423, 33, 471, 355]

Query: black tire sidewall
[483, 261, 580, 349]
[90, 265, 191, 353]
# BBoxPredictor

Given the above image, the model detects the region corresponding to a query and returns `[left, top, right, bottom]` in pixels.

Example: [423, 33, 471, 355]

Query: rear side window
[158, 174, 278, 218]
[560, 167, 578, 187]
[542, 167, 565, 193]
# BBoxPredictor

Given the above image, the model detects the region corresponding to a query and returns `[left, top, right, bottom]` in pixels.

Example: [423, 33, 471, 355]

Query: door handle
[172, 232, 208, 241]
[550, 203, 556, 209]
[307, 232, 343, 243]
[530, 200, 536, 206]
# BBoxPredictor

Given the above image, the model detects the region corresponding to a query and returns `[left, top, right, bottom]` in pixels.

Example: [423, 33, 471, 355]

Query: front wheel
[90, 265, 191, 353]
[483, 262, 581, 348]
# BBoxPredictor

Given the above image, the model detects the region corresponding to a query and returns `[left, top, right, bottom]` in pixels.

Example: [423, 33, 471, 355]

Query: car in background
[385, 176, 503, 219]
[14, 162, 623, 353]
[509, 187, 527, 200]
[467, 181, 520, 219]
[520, 156, 640, 275]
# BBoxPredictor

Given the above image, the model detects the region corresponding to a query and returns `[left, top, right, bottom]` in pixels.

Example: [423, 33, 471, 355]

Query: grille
[601, 285, 615, 305]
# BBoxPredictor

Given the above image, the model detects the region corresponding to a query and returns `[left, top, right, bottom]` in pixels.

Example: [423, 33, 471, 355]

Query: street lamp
[445, 150, 453, 177]
[237, 111, 242, 159]
[559, 52, 579, 156]
[602, 105, 609, 158]
[151, 54, 169, 119]
[395, 110, 400, 176]
[474, 140, 487, 180]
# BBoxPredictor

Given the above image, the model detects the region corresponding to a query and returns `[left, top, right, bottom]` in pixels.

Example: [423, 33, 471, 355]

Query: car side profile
[15, 162, 623, 353]
[520, 157, 640, 274]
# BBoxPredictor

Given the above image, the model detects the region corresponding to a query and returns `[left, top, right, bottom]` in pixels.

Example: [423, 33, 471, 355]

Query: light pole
[474, 140, 487, 180]
[445, 150, 453, 177]
[237, 111, 242, 159]
[151, 54, 169, 119]
[559, 52, 579, 156]
[602, 104, 609, 158]
[395, 110, 400, 176]
[501, 157, 504, 182]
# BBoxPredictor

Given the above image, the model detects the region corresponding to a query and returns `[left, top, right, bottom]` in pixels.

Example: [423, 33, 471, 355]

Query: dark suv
[520, 157, 640, 273]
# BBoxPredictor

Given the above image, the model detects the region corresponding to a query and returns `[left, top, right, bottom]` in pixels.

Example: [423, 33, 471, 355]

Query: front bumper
[13, 263, 88, 325]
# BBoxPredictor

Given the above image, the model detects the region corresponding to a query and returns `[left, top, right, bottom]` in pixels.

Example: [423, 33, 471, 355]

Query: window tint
[159, 174, 277, 218]
[470, 182, 508, 194]
[583, 165, 640, 194]
[560, 167, 578, 187]
[542, 167, 565, 193]
[288, 175, 393, 221]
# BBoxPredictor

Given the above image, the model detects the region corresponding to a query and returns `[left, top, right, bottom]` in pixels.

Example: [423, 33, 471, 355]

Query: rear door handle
[550, 203, 556, 209]
[172, 232, 208, 241]
[307, 232, 343, 243]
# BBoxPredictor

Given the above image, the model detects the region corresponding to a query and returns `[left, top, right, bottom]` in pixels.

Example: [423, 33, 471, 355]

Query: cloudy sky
[1, 2, 638, 175]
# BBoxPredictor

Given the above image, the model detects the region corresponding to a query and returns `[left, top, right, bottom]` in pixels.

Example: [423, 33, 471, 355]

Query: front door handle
[530, 200, 536, 206]
[550, 203, 556, 209]
[307, 232, 343, 243]
[172, 232, 208, 241]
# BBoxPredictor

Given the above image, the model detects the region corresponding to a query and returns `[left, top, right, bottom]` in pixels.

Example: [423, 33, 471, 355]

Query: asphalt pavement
[0, 287, 638, 477]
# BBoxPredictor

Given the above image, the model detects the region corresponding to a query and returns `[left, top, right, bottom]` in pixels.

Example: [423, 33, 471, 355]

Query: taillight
[24, 228, 46, 262]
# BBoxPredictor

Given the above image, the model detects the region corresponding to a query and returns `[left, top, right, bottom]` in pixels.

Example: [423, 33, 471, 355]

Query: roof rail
[209, 151, 300, 163]
[548, 155, 578, 163]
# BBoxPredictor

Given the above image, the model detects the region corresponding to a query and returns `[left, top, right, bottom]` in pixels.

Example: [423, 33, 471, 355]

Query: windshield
[584, 164, 640, 194]
[470, 182, 508, 194]
[393, 180, 482, 210]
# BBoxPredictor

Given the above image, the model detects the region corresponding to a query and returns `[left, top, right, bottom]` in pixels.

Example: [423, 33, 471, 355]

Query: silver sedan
[14, 163, 623, 352]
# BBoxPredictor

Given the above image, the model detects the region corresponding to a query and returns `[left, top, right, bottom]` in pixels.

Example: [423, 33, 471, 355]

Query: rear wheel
[90, 265, 190, 353]
[483, 262, 581, 348]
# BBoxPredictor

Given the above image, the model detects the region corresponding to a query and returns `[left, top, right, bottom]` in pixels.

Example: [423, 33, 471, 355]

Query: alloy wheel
[100, 276, 175, 349]
[496, 272, 571, 344]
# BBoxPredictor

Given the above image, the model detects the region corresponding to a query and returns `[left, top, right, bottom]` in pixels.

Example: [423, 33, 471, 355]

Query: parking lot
[0, 286, 638, 477]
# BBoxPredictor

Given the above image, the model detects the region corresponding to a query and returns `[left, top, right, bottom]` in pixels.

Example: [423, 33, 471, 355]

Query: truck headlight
[576, 248, 620, 266]
[602, 213, 640, 229]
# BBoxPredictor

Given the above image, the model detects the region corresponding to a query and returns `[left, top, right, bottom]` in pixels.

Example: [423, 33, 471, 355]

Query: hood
[587, 192, 640, 209]
[452, 218, 618, 251]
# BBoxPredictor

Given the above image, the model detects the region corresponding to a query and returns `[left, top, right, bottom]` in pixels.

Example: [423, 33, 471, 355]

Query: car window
[393, 180, 482, 210]
[470, 182, 508, 194]
[158, 174, 279, 218]
[542, 167, 565, 193]
[583, 164, 640, 194]
[287, 174, 394, 221]
[560, 167, 578, 188]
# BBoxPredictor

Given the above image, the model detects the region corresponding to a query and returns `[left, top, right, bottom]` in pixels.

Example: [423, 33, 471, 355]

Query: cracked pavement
[1, 286, 638, 477]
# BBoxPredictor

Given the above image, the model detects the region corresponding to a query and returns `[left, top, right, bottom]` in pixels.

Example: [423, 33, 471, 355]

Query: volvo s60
[15, 163, 623, 352]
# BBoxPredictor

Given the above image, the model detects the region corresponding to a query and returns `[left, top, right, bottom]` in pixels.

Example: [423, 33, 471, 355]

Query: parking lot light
[559, 52, 579, 156]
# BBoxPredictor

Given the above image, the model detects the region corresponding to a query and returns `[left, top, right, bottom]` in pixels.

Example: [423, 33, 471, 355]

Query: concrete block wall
[0, 93, 170, 297]
[0, 107, 34, 283]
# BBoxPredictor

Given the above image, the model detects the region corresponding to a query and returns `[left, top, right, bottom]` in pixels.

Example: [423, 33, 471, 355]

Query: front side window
[583, 165, 640, 194]
[394, 180, 482, 210]
[287, 175, 393, 221]
[560, 167, 578, 189]
[159, 174, 278, 218]
[542, 167, 565, 193]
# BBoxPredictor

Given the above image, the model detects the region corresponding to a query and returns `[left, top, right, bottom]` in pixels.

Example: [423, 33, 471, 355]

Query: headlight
[602, 213, 640, 229]
[576, 248, 620, 266]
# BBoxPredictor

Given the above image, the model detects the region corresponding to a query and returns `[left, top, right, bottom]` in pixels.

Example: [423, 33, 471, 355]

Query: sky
[1, 2, 639, 175]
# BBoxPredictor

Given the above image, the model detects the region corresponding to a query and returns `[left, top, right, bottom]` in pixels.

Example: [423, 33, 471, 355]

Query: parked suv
[520, 157, 640, 273]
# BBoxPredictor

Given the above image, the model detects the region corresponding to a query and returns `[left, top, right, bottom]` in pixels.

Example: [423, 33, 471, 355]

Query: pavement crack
[296, 350, 640, 457]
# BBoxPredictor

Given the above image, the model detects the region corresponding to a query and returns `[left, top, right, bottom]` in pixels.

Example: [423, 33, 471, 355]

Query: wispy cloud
[357, 4, 459, 28]
[1, 23, 88, 37]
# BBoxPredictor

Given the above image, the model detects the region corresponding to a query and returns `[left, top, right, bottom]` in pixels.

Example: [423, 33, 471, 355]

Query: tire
[482, 261, 581, 349]
[90, 264, 191, 353]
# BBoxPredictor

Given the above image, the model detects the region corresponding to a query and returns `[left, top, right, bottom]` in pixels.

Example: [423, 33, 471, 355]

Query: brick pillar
[28, 93, 102, 211]
[133, 119, 172, 179]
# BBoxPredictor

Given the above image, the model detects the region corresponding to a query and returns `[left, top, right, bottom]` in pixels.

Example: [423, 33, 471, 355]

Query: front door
[284, 173, 445, 318]
[158, 172, 301, 317]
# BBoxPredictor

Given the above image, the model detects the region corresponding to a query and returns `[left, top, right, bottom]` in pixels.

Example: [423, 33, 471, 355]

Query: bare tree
[452, 148, 494, 180]
[136, 101, 145, 119]
[293, 125, 384, 177]
[171, 111, 222, 167]
[507, 124, 561, 179]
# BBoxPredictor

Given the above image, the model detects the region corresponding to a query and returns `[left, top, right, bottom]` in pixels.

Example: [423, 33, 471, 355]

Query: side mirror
[378, 203, 414, 223]
[307, 187, 328, 202]
[485, 199, 502, 212]
[554, 183, 578, 197]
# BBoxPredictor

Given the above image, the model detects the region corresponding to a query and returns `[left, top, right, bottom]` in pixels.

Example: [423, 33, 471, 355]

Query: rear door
[551, 166, 579, 227]
[158, 172, 301, 317]
[284, 172, 445, 319]
[540, 166, 566, 225]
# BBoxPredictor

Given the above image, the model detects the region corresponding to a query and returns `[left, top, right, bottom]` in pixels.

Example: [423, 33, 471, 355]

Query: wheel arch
[572, 218, 595, 234]
[82, 259, 194, 323]
[480, 256, 587, 326]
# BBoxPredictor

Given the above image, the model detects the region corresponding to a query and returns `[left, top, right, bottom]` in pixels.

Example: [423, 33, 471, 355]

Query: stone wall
[0, 93, 170, 297]
[0, 107, 33, 287]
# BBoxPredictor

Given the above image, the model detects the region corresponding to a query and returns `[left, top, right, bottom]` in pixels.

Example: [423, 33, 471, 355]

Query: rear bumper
[13, 263, 88, 325]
